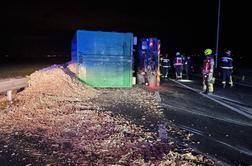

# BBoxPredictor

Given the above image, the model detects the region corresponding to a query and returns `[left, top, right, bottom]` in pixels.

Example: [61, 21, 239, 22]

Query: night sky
[0, 1, 250, 62]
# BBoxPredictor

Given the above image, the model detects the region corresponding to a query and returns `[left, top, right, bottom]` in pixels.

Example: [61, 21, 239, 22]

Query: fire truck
[137, 38, 161, 88]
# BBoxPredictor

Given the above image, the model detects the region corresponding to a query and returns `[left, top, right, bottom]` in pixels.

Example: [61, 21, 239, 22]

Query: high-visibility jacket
[221, 54, 233, 70]
[203, 55, 214, 74]
[174, 56, 183, 66]
[161, 58, 171, 68]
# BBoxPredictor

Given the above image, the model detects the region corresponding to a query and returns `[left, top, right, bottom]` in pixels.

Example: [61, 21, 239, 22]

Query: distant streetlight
[215, 0, 221, 68]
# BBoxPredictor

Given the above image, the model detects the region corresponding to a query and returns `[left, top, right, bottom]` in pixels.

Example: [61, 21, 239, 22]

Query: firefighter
[202, 48, 215, 93]
[221, 49, 233, 88]
[173, 52, 183, 79]
[161, 53, 171, 80]
[183, 54, 192, 80]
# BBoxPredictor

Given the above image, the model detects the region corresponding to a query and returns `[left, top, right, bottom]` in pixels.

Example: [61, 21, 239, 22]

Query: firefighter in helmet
[202, 48, 215, 93]
[220, 49, 233, 88]
[173, 52, 183, 79]
[161, 53, 171, 80]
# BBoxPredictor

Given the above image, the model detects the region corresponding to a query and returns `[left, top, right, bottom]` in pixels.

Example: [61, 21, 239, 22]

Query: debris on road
[0, 64, 216, 165]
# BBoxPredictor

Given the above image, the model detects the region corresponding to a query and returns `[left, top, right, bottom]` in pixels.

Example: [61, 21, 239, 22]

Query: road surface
[159, 78, 252, 165]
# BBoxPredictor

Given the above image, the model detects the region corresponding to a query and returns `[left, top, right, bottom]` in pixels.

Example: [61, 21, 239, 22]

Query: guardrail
[0, 77, 29, 101]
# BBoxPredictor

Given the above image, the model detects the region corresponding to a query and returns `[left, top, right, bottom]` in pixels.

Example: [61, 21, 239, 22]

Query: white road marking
[179, 124, 252, 156]
[161, 103, 252, 127]
[169, 79, 252, 120]
[177, 79, 194, 83]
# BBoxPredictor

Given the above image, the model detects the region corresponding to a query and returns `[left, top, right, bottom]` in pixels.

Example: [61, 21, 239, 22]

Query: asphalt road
[159, 79, 252, 165]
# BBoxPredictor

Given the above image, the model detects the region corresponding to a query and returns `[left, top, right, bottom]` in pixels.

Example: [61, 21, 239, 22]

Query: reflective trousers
[175, 65, 183, 79]
[203, 72, 214, 93]
[222, 69, 233, 87]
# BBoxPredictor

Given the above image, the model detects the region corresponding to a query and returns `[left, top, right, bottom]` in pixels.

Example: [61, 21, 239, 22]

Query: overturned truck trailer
[71, 30, 133, 88]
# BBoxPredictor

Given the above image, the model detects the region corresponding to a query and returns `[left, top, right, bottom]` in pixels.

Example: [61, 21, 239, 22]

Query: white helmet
[176, 52, 180, 56]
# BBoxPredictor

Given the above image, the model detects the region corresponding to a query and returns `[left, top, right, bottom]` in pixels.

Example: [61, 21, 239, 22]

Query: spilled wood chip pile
[0, 64, 215, 165]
